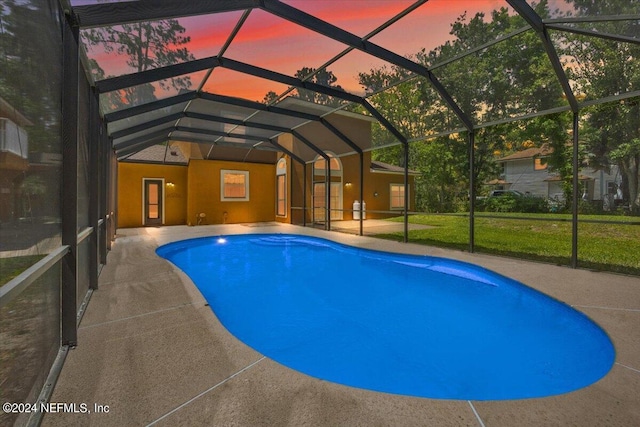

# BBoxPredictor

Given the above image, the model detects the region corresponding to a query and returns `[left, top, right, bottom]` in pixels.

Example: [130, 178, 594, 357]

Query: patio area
[43, 223, 640, 426]
[326, 219, 434, 235]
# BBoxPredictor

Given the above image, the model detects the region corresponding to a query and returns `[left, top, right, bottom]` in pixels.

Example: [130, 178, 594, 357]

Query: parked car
[488, 189, 524, 198]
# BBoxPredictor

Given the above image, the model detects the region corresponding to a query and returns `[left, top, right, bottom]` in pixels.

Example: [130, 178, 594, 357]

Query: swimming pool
[157, 233, 615, 400]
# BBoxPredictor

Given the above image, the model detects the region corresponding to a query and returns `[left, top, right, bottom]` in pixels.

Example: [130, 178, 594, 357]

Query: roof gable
[121, 144, 188, 165]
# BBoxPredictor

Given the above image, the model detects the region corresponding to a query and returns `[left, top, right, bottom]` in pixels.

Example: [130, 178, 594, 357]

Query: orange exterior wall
[333, 152, 416, 220]
[363, 169, 416, 217]
[117, 155, 413, 228]
[117, 162, 188, 228]
[117, 111, 413, 228]
[187, 159, 276, 225]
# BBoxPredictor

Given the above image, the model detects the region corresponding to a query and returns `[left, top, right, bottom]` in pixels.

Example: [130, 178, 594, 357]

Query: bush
[482, 194, 549, 213]
[454, 198, 470, 213]
[578, 200, 603, 214]
[518, 195, 549, 213]
[483, 194, 518, 212]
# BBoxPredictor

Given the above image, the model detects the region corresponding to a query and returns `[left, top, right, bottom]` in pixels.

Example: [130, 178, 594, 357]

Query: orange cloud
[285, 0, 418, 35]
[179, 11, 244, 57]
[202, 68, 291, 102]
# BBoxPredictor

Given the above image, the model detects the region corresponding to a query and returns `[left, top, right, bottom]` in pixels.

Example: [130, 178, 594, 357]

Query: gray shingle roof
[122, 144, 188, 165]
[370, 160, 419, 175]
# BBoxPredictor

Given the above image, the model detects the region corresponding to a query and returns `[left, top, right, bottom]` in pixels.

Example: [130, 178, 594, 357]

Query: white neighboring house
[1, 97, 32, 222]
[491, 144, 622, 207]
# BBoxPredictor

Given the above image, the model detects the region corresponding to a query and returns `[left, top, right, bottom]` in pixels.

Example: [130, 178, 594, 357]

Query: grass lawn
[377, 213, 640, 275]
[0, 255, 45, 287]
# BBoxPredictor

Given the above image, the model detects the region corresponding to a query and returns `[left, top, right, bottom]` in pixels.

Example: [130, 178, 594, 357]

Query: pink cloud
[84, 1, 535, 101]
[202, 68, 291, 102]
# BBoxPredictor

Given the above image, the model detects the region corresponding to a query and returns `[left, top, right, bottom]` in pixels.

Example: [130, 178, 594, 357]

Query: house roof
[498, 143, 553, 162]
[485, 178, 510, 185]
[370, 160, 419, 175]
[121, 144, 188, 165]
[0, 96, 34, 127]
[277, 97, 376, 123]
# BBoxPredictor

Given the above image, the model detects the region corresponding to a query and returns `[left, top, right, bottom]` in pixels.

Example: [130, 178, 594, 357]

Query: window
[390, 184, 406, 210]
[276, 158, 286, 216]
[221, 170, 249, 201]
[313, 152, 342, 177]
[534, 158, 547, 170]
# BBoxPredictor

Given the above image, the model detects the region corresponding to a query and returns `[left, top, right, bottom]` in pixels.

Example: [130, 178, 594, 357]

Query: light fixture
[166, 182, 175, 187]
[345, 182, 352, 187]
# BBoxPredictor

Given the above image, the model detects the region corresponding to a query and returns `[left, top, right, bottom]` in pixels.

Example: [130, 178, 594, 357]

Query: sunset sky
[81, 0, 571, 106]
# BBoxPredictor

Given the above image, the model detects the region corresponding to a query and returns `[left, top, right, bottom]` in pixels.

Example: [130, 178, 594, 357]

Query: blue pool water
[157, 233, 615, 400]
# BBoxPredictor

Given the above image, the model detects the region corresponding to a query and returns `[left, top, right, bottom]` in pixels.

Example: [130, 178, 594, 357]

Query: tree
[82, 18, 195, 108]
[260, 67, 346, 107]
[293, 67, 345, 107]
[20, 174, 46, 220]
[358, 2, 567, 212]
[563, 0, 640, 213]
[412, 138, 468, 212]
[261, 90, 279, 104]
[358, 60, 460, 177]
[579, 101, 640, 212]
[507, 113, 575, 208]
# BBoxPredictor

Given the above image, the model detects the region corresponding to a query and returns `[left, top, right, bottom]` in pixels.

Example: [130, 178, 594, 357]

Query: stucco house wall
[186, 159, 276, 225]
[117, 162, 188, 228]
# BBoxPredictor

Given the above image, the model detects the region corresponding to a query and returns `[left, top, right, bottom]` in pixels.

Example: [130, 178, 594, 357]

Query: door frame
[142, 178, 165, 226]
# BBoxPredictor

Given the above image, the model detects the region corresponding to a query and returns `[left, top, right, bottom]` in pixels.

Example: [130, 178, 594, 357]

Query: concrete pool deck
[44, 223, 640, 426]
